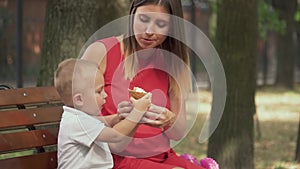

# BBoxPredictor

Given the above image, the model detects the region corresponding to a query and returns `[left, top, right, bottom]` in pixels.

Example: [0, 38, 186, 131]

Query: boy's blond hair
[54, 58, 99, 107]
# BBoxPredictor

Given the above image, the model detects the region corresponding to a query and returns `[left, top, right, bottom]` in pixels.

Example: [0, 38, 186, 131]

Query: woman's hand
[142, 104, 176, 128]
[117, 98, 152, 120]
[117, 102, 176, 128]
[117, 101, 133, 118]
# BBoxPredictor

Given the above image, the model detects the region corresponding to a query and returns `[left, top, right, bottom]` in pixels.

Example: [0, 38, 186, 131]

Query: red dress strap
[97, 37, 129, 116]
[97, 37, 123, 74]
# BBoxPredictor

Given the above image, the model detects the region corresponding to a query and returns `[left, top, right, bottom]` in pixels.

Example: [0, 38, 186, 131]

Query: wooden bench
[0, 86, 63, 169]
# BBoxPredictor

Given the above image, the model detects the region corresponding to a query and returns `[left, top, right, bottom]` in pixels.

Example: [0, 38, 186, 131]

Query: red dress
[98, 37, 204, 169]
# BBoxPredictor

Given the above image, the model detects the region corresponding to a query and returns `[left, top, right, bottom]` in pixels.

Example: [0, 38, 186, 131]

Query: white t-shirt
[57, 106, 113, 169]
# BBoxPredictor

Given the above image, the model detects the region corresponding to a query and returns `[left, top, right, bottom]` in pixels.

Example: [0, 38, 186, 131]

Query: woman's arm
[163, 95, 186, 141]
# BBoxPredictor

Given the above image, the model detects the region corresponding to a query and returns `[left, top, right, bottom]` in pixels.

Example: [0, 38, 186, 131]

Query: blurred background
[1, 0, 299, 88]
[0, 0, 300, 169]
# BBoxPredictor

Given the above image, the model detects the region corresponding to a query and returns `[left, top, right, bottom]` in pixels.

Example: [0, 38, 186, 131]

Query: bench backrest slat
[0, 87, 61, 106]
[0, 151, 57, 169]
[0, 129, 58, 153]
[0, 106, 63, 128]
[0, 86, 63, 169]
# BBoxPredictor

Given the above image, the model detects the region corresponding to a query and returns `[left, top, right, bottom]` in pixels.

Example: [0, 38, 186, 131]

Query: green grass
[0, 150, 35, 160]
[174, 85, 300, 169]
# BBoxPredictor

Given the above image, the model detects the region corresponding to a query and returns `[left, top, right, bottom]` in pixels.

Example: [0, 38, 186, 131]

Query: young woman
[82, 0, 204, 168]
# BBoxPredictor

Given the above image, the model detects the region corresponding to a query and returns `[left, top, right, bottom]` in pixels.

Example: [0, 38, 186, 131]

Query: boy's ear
[73, 93, 83, 107]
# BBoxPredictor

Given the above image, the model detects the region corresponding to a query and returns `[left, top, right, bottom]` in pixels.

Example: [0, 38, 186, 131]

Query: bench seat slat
[0, 151, 57, 169]
[0, 87, 61, 106]
[0, 106, 63, 129]
[0, 129, 58, 153]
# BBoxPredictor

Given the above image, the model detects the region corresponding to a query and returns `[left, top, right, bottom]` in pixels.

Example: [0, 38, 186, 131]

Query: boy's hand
[130, 93, 152, 112]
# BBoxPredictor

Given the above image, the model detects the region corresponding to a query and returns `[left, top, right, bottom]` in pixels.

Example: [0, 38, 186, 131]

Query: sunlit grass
[174, 85, 300, 169]
[0, 150, 35, 160]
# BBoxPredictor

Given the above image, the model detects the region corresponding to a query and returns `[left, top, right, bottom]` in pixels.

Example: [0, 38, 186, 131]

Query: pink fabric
[200, 158, 219, 169]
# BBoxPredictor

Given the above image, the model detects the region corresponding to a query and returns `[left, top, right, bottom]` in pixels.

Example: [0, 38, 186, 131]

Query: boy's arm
[95, 114, 124, 127]
[95, 109, 143, 146]
[107, 119, 137, 153]
[96, 93, 151, 151]
[107, 109, 146, 152]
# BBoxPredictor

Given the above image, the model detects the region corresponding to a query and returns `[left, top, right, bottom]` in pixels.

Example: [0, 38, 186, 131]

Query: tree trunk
[273, 0, 297, 89]
[262, 37, 269, 85]
[37, 0, 128, 86]
[207, 0, 257, 168]
[297, 34, 300, 75]
[296, 21, 300, 82]
[296, 113, 300, 162]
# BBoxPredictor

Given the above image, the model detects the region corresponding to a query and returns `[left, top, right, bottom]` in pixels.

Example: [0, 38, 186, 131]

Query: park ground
[174, 85, 300, 169]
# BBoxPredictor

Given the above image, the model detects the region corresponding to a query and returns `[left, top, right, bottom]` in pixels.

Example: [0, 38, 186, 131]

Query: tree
[257, 0, 285, 86]
[273, 0, 297, 89]
[297, 20, 300, 74]
[0, 6, 12, 79]
[207, 0, 257, 168]
[294, 2, 300, 163]
[37, 0, 128, 86]
[296, 115, 300, 162]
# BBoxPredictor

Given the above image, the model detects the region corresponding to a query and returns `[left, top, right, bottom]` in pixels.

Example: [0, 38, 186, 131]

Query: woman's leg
[112, 150, 205, 169]
[113, 157, 180, 169]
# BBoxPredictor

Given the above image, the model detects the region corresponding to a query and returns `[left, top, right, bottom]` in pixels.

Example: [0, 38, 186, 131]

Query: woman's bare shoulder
[81, 41, 107, 73]
[82, 35, 123, 62]
[81, 41, 107, 63]
[116, 35, 123, 42]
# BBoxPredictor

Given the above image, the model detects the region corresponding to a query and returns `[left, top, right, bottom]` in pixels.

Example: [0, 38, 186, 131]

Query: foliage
[0, 7, 14, 79]
[295, 5, 300, 22]
[0, 7, 12, 40]
[207, 0, 217, 40]
[258, 0, 285, 39]
[207, 0, 286, 40]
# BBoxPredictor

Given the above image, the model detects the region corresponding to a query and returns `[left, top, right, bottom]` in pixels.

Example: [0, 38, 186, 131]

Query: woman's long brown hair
[123, 0, 192, 97]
